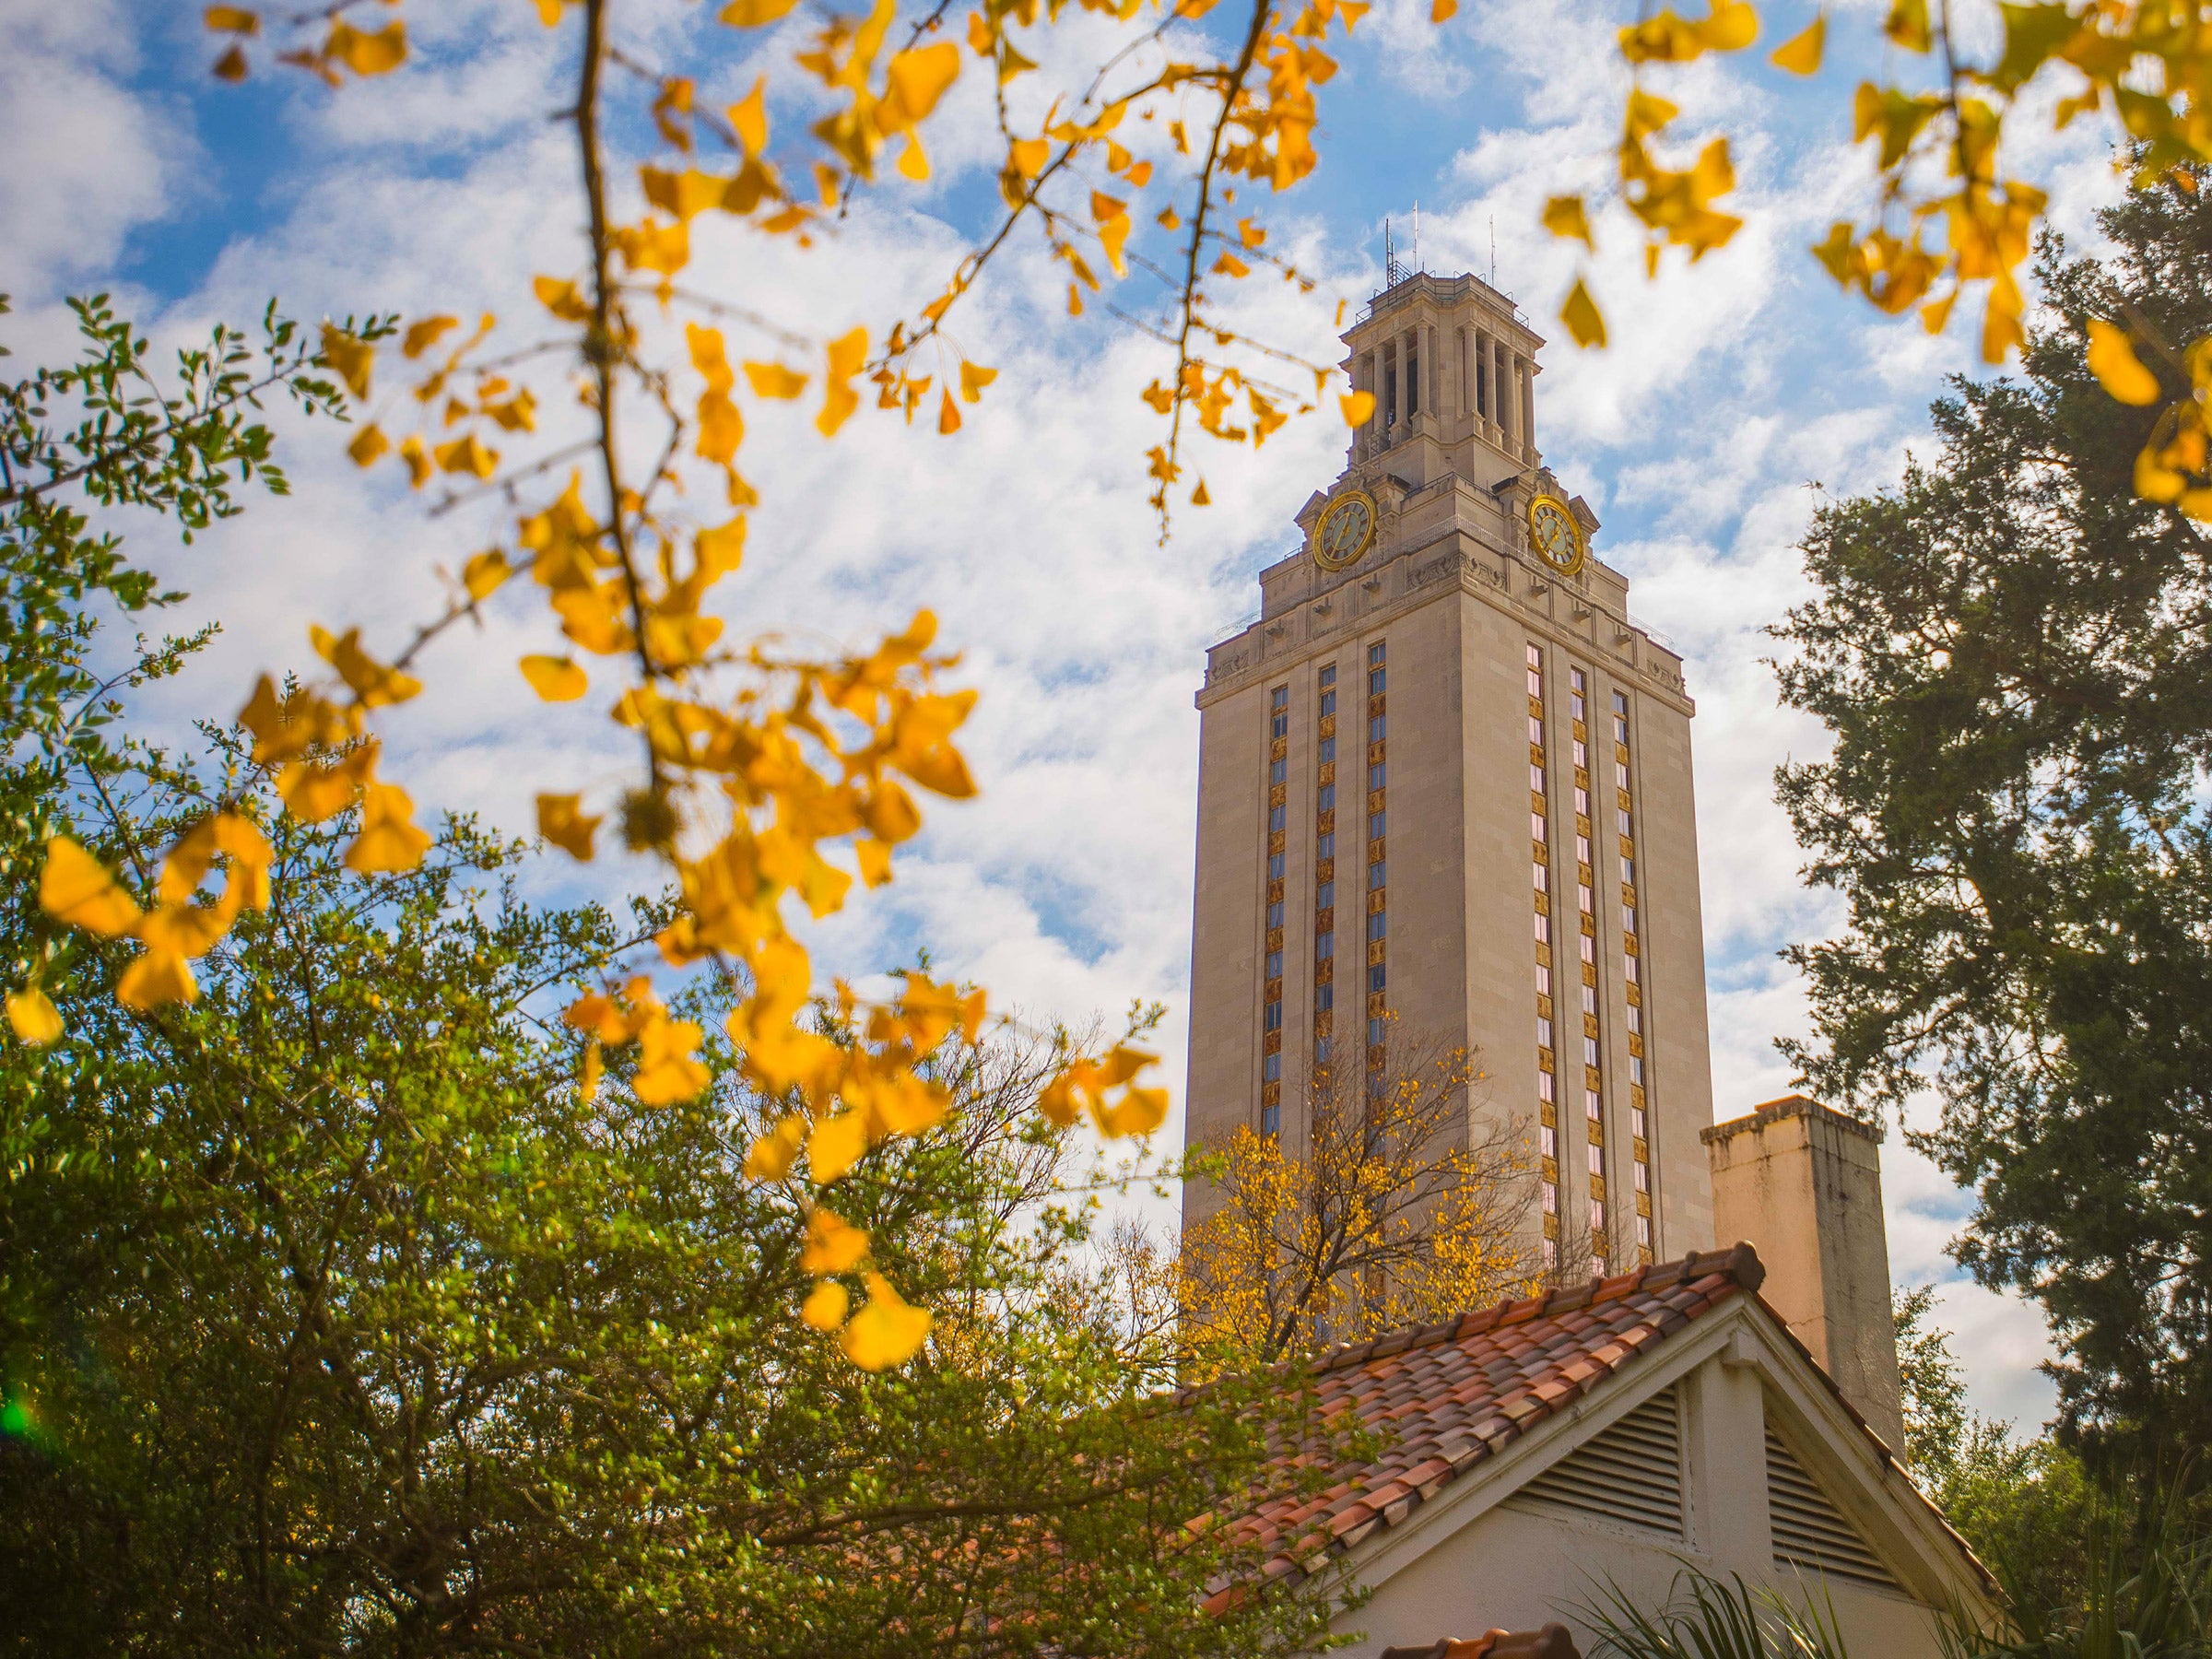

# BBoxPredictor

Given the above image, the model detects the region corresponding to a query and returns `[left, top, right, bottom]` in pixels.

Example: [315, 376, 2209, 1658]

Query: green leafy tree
[1772, 170, 2212, 1467]
[0, 305, 1347, 1657]
[1894, 1288, 2091, 1626]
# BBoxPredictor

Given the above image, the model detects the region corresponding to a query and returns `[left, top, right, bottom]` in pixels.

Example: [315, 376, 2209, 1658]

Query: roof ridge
[1306, 1242, 1765, 1377]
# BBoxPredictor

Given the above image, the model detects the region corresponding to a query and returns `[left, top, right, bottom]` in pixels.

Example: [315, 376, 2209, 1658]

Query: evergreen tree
[1774, 171, 2212, 1468]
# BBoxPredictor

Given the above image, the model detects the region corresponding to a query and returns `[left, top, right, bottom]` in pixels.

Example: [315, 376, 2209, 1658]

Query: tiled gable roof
[1200, 1244, 1767, 1608]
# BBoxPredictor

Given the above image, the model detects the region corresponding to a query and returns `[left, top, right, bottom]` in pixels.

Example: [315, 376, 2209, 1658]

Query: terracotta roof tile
[1228, 1243, 1767, 1592]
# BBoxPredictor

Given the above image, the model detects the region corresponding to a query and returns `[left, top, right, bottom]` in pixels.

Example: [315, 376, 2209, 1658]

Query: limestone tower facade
[1182, 270, 1717, 1272]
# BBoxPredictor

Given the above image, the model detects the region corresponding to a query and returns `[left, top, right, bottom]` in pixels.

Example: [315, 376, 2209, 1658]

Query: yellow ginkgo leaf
[346, 783, 431, 876]
[1432, 0, 1456, 18]
[801, 1280, 850, 1331]
[347, 424, 390, 466]
[745, 1112, 808, 1180]
[6, 988, 62, 1045]
[1099, 213, 1131, 277]
[1339, 389, 1376, 427]
[1771, 13, 1825, 74]
[818, 327, 867, 438]
[212, 42, 248, 79]
[328, 18, 406, 76]
[532, 275, 593, 322]
[1096, 1082, 1171, 1137]
[1561, 276, 1608, 348]
[399, 434, 432, 488]
[117, 948, 198, 1011]
[800, 1207, 870, 1274]
[1009, 136, 1048, 177]
[520, 654, 589, 701]
[897, 132, 931, 182]
[729, 75, 769, 156]
[937, 387, 962, 435]
[433, 432, 500, 478]
[809, 1110, 869, 1183]
[41, 839, 141, 935]
[1192, 478, 1211, 506]
[697, 516, 748, 575]
[312, 625, 422, 708]
[463, 548, 512, 599]
[744, 361, 808, 399]
[536, 793, 601, 860]
[402, 314, 459, 359]
[205, 6, 258, 32]
[842, 1272, 932, 1371]
[959, 360, 997, 403]
[2087, 319, 2161, 406]
[1542, 194, 1594, 250]
[318, 324, 373, 399]
[883, 42, 961, 126]
[718, 0, 803, 24]
[633, 1015, 711, 1104]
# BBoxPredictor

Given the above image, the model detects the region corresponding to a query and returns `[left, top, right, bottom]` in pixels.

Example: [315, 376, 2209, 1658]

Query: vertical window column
[1262, 685, 1288, 1135]
[1364, 642, 1389, 1081]
[1312, 665, 1339, 1085]
[1528, 643, 1560, 1270]
[1615, 689, 1654, 1264]
[1571, 665, 1608, 1277]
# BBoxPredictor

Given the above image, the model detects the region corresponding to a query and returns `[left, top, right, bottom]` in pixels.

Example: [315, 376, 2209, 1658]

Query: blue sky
[3, 0, 2132, 1427]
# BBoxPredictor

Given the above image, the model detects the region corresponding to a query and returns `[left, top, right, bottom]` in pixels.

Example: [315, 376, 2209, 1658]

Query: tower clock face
[1313, 488, 1378, 571]
[1526, 493, 1587, 576]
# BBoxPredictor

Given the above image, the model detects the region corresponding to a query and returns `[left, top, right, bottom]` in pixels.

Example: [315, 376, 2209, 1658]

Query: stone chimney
[1700, 1095, 1906, 1451]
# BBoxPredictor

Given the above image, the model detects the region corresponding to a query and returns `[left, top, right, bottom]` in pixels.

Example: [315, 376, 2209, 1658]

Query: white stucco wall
[1324, 1316, 1992, 1659]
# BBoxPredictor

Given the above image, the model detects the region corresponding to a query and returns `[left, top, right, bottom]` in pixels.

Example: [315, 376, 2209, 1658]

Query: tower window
[1264, 1053, 1281, 1082]
[1264, 999, 1283, 1031]
[1270, 758, 1288, 784]
[1368, 861, 1386, 888]
[1368, 964, 1386, 993]
[1269, 805, 1288, 831]
[1321, 665, 1336, 687]
[1318, 784, 1336, 812]
[1368, 912, 1387, 941]
[1370, 763, 1387, 790]
[1315, 932, 1334, 959]
[1266, 950, 1284, 979]
[1267, 900, 1285, 928]
[1316, 881, 1335, 909]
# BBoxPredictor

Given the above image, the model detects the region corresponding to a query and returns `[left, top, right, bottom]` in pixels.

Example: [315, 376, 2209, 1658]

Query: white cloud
[0, 0, 187, 298]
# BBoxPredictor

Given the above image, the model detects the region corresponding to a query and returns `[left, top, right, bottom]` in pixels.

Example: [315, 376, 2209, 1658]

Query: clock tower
[1182, 270, 1718, 1273]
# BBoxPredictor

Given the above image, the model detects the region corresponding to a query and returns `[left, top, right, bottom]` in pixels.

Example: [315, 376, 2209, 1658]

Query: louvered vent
[1766, 1427, 1898, 1588]
[1510, 1387, 1682, 1536]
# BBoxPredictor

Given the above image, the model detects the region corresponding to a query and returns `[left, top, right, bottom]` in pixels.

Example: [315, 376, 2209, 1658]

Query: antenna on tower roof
[1383, 217, 1400, 288]
[1489, 215, 1498, 288]
[1413, 200, 1421, 274]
